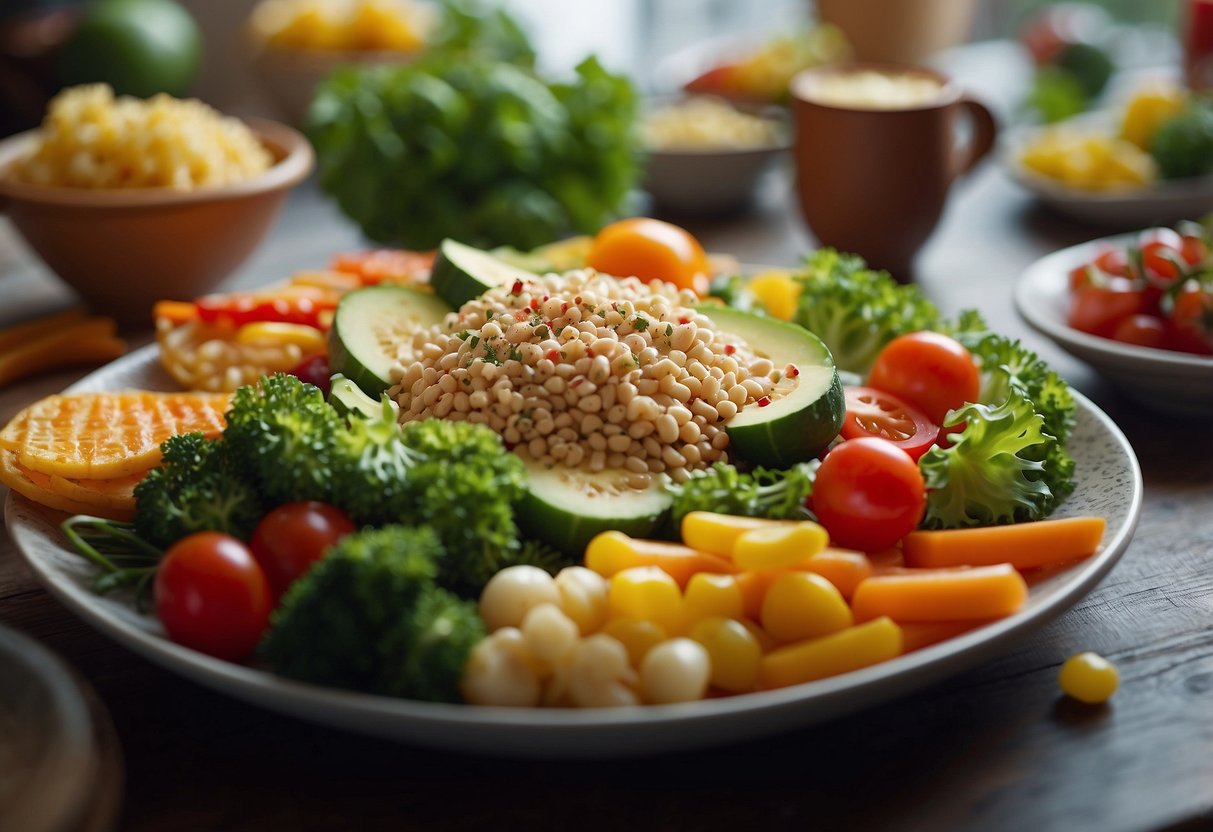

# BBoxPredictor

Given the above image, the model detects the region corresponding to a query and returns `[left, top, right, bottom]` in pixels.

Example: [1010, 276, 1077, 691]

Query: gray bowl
[642, 99, 792, 216]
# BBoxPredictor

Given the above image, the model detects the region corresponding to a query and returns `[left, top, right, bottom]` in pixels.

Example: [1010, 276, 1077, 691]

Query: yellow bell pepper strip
[732, 521, 829, 571]
[681, 511, 797, 558]
[585, 531, 737, 588]
[759, 617, 903, 689]
[901, 517, 1106, 571]
[761, 572, 853, 643]
[851, 564, 1029, 623]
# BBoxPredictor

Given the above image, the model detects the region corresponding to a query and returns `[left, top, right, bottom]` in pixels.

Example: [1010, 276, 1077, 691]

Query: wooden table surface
[3, 48, 1213, 832]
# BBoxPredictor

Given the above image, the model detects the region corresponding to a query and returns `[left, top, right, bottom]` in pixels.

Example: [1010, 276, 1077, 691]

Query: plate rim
[4, 343, 1144, 755]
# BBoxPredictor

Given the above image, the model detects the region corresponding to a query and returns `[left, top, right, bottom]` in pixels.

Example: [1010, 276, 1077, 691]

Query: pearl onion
[554, 566, 609, 635]
[478, 565, 561, 632]
[460, 628, 541, 707]
[640, 638, 711, 704]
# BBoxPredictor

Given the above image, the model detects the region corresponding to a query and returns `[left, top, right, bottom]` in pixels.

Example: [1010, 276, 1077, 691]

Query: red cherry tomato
[1093, 247, 1132, 278]
[251, 501, 357, 598]
[1068, 282, 1146, 337]
[841, 386, 939, 461]
[866, 332, 981, 425]
[289, 354, 332, 395]
[1141, 240, 1184, 282]
[1110, 314, 1168, 350]
[1168, 283, 1213, 355]
[1181, 235, 1208, 267]
[810, 438, 926, 551]
[154, 532, 272, 661]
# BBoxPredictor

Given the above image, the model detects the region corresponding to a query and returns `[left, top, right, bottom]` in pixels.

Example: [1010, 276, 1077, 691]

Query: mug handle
[951, 96, 998, 180]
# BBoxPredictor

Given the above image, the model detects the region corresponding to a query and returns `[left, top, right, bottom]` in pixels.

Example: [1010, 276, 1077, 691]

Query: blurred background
[0, 0, 1188, 137]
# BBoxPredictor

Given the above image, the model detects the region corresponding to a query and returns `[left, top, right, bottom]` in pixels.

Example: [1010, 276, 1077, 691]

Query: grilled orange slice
[0, 391, 229, 479]
[0, 449, 133, 520]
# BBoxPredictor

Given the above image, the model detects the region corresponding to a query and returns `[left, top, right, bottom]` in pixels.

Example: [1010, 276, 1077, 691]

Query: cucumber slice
[518, 460, 673, 557]
[328, 285, 452, 397]
[697, 305, 844, 468]
[328, 374, 398, 421]
[430, 239, 540, 309]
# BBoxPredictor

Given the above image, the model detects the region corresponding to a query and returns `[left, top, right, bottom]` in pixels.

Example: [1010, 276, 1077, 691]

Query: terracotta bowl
[0, 118, 314, 325]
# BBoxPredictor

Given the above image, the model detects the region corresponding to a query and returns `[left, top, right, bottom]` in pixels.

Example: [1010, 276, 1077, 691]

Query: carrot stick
[153, 300, 198, 324]
[584, 531, 738, 588]
[799, 547, 873, 600]
[759, 617, 903, 689]
[0, 322, 126, 388]
[851, 564, 1029, 623]
[899, 620, 991, 652]
[902, 517, 1106, 570]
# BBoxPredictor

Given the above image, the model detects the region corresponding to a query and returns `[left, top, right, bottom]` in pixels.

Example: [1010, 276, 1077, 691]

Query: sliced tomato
[1092, 246, 1132, 278]
[841, 386, 939, 461]
[1141, 240, 1185, 282]
[1181, 235, 1208, 267]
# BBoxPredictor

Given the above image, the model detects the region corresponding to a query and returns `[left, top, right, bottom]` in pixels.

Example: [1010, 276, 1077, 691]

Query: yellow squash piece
[0, 391, 229, 479]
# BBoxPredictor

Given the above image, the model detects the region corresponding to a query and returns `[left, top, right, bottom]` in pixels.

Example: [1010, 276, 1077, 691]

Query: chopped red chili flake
[570, 377, 584, 388]
[561, 302, 569, 313]
[546, 349, 560, 362]
[542, 295, 549, 302]
[679, 316, 690, 325]
[757, 396, 772, 408]
[724, 344, 736, 355]
[574, 296, 582, 305]
[514, 310, 528, 321]
[511, 280, 523, 295]
[586, 348, 594, 357]
[529, 297, 540, 311]
[787, 364, 800, 377]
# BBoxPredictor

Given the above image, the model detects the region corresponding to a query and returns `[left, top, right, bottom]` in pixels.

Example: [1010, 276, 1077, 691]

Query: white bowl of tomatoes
[1015, 224, 1213, 417]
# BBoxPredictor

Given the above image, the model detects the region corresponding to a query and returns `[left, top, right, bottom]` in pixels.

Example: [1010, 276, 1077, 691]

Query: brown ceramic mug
[790, 63, 997, 279]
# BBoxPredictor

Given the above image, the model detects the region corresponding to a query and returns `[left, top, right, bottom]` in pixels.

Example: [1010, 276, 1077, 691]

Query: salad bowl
[6, 343, 1142, 758]
[1016, 235, 1213, 417]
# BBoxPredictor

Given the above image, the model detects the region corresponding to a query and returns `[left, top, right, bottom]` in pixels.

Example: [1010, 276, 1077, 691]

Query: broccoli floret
[791, 248, 941, 376]
[133, 432, 262, 548]
[259, 525, 483, 701]
[329, 397, 424, 526]
[397, 419, 528, 594]
[667, 462, 818, 527]
[1151, 98, 1213, 180]
[223, 374, 342, 505]
[919, 389, 1073, 529]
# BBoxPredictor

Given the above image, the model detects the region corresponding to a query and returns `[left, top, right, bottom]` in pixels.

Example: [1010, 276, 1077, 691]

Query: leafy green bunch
[308, 49, 640, 251]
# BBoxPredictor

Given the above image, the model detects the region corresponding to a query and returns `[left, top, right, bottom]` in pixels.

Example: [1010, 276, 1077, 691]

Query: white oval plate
[1002, 112, 1213, 228]
[6, 345, 1142, 758]
[1016, 234, 1213, 417]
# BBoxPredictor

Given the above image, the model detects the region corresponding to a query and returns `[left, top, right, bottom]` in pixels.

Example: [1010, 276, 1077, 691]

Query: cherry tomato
[250, 501, 357, 597]
[866, 332, 981, 425]
[841, 386, 939, 461]
[154, 532, 272, 661]
[587, 218, 711, 296]
[1093, 247, 1132, 278]
[1141, 240, 1184, 282]
[1068, 282, 1146, 338]
[289, 354, 332, 395]
[1167, 283, 1213, 355]
[810, 438, 926, 551]
[1110, 314, 1168, 350]
[1181, 235, 1208, 267]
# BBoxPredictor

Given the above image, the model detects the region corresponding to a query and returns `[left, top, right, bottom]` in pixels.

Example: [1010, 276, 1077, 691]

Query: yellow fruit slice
[0, 391, 229, 479]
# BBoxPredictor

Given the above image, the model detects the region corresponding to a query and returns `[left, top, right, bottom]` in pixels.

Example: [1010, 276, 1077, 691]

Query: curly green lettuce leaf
[919, 389, 1073, 529]
[667, 462, 817, 527]
[791, 248, 941, 376]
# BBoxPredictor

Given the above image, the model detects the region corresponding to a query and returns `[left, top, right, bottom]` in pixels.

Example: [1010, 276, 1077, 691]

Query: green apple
[58, 0, 202, 98]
